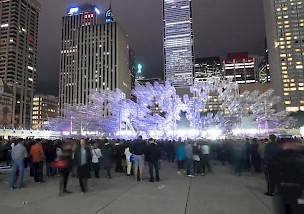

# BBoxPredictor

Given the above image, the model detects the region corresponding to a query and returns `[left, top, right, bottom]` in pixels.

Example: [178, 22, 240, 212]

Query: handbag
[130, 155, 135, 163]
[193, 155, 200, 161]
[52, 160, 68, 169]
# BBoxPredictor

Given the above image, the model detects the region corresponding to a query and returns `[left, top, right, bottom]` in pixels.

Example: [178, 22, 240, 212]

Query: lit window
[285, 101, 291, 104]
[286, 107, 299, 112]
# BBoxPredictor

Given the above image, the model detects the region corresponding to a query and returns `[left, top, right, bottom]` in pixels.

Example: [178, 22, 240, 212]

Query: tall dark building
[0, 0, 41, 128]
[129, 49, 136, 89]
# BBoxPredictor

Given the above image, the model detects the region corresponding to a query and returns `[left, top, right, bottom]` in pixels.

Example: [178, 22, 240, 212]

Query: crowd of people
[1, 135, 304, 213]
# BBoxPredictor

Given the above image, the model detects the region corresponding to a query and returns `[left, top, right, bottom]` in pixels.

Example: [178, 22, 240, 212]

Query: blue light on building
[105, 7, 113, 23]
[68, 7, 79, 15]
[67, 4, 101, 16]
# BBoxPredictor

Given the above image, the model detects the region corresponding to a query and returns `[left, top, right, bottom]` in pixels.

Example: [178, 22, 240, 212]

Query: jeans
[177, 160, 185, 171]
[59, 170, 70, 192]
[93, 163, 100, 178]
[186, 158, 193, 175]
[149, 161, 160, 181]
[33, 162, 43, 182]
[201, 154, 211, 173]
[46, 161, 54, 177]
[193, 161, 201, 175]
[9, 159, 25, 189]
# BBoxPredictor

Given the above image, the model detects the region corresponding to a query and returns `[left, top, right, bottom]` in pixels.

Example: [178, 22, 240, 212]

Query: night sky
[36, 0, 266, 96]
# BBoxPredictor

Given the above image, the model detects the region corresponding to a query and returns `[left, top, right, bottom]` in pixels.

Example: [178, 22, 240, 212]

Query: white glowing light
[95, 7, 100, 14]
[1, 23, 9, 28]
[206, 128, 222, 140]
[300, 126, 304, 137]
[68, 7, 79, 15]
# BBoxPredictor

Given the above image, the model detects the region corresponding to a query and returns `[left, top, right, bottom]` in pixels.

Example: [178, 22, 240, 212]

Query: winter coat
[102, 144, 114, 167]
[176, 145, 186, 161]
[145, 143, 161, 162]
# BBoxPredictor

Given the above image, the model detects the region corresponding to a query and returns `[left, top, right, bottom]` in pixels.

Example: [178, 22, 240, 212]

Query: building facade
[194, 57, 223, 82]
[163, 0, 195, 87]
[129, 49, 137, 89]
[0, 78, 13, 128]
[59, 4, 131, 113]
[32, 95, 59, 129]
[0, 0, 40, 128]
[264, 0, 304, 112]
[223, 52, 270, 84]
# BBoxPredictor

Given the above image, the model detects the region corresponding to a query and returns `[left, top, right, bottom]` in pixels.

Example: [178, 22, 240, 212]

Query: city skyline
[36, 0, 266, 95]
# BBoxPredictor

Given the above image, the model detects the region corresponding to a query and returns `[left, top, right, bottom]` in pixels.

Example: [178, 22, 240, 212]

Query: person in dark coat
[244, 138, 252, 171]
[264, 134, 281, 196]
[102, 140, 114, 178]
[58, 141, 73, 195]
[145, 140, 161, 182]
[251, 138, 261, 173]
[115, 142, 124, 173]
[233, 141, 245, 176]
[44, 141, 56, 178]
[74, 139, 92, 194]
[273, 140, 304, 214]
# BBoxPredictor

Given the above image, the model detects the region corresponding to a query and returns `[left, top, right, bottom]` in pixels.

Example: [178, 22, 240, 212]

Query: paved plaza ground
[0, 162, 274, 214]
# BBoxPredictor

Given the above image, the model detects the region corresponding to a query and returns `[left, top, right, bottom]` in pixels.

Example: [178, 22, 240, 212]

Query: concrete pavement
[0, 162, 274, 214]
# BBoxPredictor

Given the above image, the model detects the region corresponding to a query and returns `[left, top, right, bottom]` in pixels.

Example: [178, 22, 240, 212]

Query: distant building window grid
[274, 0, 304, 110]
[163, 0, 194, 87]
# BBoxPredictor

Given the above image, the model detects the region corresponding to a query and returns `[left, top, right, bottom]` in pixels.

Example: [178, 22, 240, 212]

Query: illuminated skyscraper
[163, 0, 195, 87]
[59, 4, 131, 114]
[0, 0, 40, 128]
[264, 0, 304, 112]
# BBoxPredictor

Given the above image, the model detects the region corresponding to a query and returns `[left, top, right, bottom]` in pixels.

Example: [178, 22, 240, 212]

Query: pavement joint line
[94, 182, 139, 213]
[184, 176, 192, 214]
